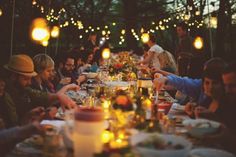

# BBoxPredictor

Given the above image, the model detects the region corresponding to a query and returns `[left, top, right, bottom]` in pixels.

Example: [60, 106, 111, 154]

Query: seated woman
[157, 50, 177, 74]
[153, 58, 227, 118]
[32, 54, 55, 93]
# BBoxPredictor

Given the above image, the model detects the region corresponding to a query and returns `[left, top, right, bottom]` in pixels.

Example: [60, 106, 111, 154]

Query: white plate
[182, 119, 221, 138]
[105, 81, 130, 87]
[14, 135, 43, 155]
[130, 133, 192, 157]
[189, 148, 235, 157]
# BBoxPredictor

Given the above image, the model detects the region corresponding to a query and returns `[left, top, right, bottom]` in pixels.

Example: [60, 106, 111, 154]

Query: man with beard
[57, 53, 78, 85]
[221, 62, 236, 133]
[203, 62, 236, 155]
[4, 54, 78, 123]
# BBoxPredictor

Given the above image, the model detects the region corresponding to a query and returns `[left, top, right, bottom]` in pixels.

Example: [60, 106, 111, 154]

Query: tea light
[102, 100, 111, 109]
[117, 131, 126, 140]
[101, 130, 114, 144]
[109, 138, 128, 149]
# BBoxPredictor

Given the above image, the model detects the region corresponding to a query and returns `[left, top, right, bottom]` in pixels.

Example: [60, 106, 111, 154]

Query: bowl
[130, 133, 192, 157]
[82, 72, 98, 79]
[182, 118, 221, 138]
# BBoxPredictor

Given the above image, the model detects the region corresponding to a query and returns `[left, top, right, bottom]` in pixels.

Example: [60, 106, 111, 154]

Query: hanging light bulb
[184, 14, 190, 20]
[102, 48, 111, 59]
[32, 28, 50, 41]
[31, 18, 50, 43]
[51, 26, 60, 38]
[0, 9, 2, 16]
[193, 36, 203, 50]
[210, 17, 217, 28]
[141, 33, 149, 43]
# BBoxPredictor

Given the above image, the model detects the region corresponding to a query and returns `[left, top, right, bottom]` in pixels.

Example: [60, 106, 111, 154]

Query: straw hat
[4, 54, 37, 76]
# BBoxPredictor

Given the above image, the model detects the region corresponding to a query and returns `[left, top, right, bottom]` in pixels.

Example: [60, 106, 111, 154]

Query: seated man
[4, 54, 78, 124]
[55, 53, 86, 88]
[202, 61, 236, 155]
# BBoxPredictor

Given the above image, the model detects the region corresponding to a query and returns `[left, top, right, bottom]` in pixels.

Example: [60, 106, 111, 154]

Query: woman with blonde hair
[32, 54, 55, 93]
[158, 50, 177, 74]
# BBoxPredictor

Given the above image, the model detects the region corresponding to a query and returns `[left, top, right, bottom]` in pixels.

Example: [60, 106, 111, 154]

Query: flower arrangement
[108, 52, 138, 81]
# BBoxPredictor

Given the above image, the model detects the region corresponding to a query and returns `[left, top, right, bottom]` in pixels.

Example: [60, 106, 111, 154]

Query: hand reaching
[57, 93, 77, 111]
[153, 76, 168, 91]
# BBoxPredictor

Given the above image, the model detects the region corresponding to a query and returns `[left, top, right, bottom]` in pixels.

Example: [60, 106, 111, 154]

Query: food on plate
[182, 119, 221, 137]
[137, 135, 184, 150]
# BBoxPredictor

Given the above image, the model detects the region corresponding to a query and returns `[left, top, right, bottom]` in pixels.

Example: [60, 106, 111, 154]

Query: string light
[0, 9, 2, 16]
[210, 17, 217, 28]
[51, 26, 60, 38]
[32, 0, 36, 5]
[102, 48, 111, 59]
[121, 29, 125, 35]
[102, 30, 106, 36]
[31, 0, 206, 46]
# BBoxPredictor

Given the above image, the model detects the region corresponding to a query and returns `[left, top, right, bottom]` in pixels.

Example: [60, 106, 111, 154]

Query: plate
[14, 135, 43, 155]
[104, 81, 130, 90]
[182, 119, 221, 138]
[130, 133, 192, 157]
[189, 148, 235, 157]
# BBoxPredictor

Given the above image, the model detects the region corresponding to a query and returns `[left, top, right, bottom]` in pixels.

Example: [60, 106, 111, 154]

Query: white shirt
[148, 44, 164, 69]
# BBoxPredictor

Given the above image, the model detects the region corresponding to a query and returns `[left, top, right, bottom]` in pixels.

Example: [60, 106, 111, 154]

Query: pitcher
[65, 106, 105, 157]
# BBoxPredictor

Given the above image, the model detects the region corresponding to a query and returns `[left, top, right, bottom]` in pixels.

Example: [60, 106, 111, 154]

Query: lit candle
[102, 100, 111, 109]
[101, 130, 114, 144]
[109, 138, 128, 149]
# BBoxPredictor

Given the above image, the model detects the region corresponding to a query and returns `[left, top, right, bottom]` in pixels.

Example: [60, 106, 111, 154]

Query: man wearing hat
[4, 54, 78, 123]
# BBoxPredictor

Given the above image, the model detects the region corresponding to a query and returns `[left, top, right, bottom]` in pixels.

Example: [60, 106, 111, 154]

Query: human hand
[151, 67, 160, 74]
[184, 102, 196, 116]
[57, 84, 80, 94]
[24, 107, 46, 124]
[76, 75, 87, 85]
[194, 106, 209, 118]
[45, 106, 58, 119]
[57, 93, 77, 111]
[153, 76, 168, 91]
[154, 73, 163, 79]
[60, 77, 71, 85]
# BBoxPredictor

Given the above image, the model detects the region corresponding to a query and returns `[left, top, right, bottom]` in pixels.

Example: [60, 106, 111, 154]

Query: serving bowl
[82, 72, 98, 79]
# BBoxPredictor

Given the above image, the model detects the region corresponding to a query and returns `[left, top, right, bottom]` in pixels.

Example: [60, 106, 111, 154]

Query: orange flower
[114, 63, 123, 69]
[115, 95, 129, 105]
